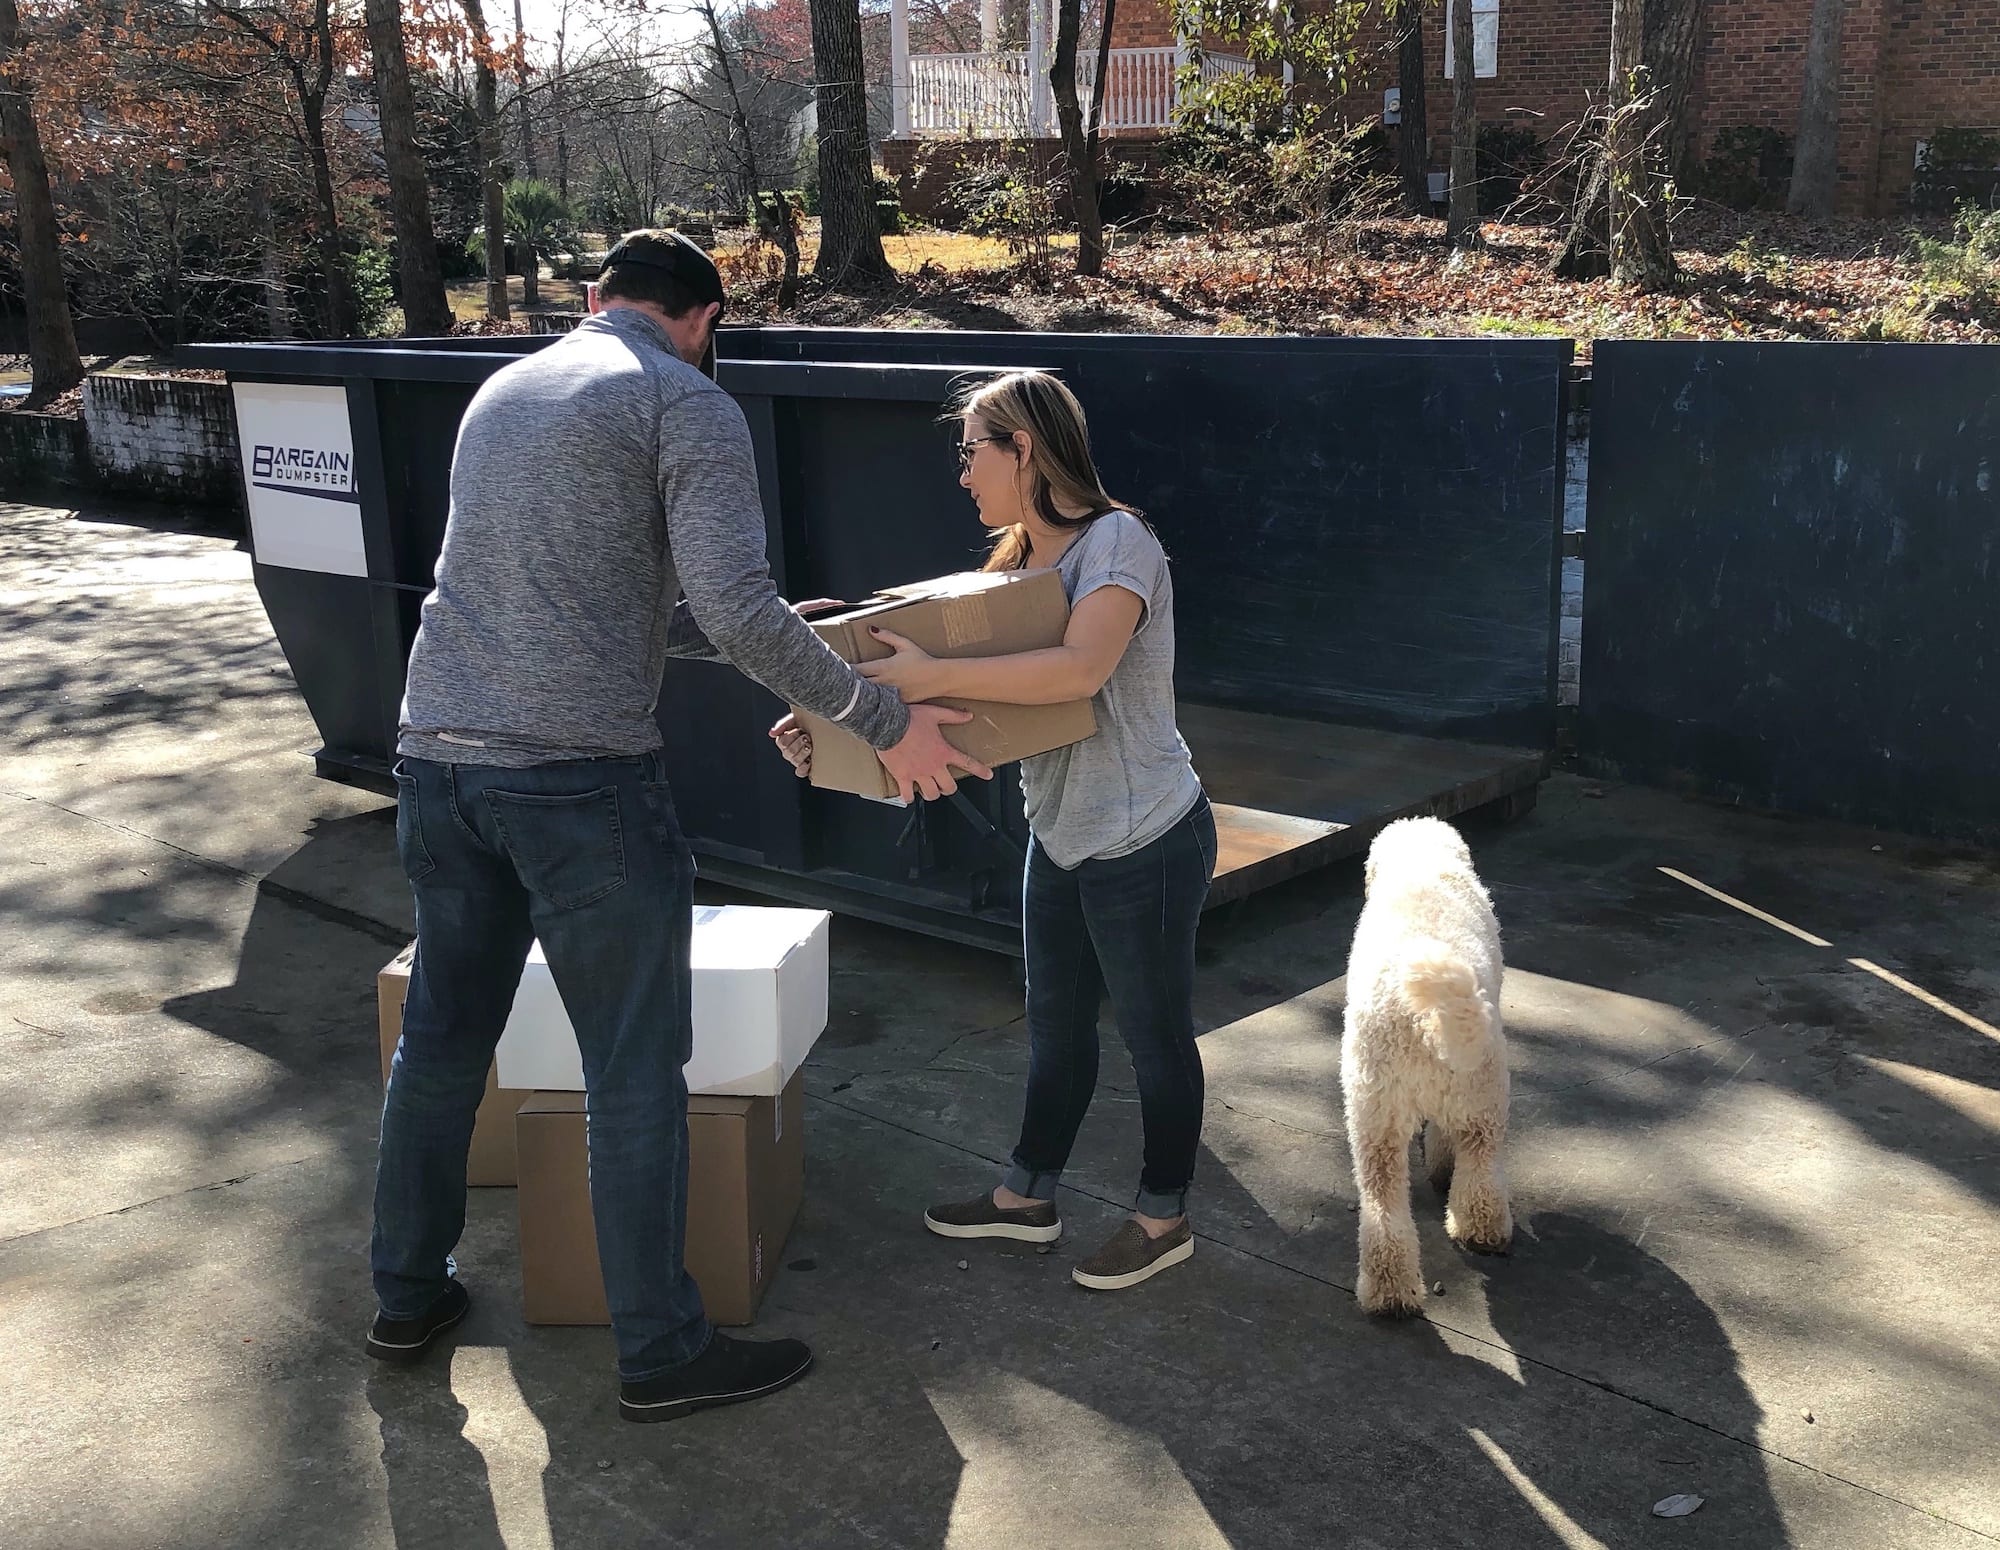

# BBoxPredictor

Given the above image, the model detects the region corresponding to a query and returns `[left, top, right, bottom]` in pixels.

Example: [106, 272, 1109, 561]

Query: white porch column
[1173, 25, 1192, 115]
[1028, 0, 1052, 136]
[890, 0, 912, 138]
[980, 0, 998, 52]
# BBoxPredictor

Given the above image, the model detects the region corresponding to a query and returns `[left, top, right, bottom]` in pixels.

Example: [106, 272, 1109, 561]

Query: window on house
[1443, 0, 1499, 80]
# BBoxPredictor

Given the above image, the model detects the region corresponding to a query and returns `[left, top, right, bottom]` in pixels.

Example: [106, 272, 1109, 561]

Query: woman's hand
[855, 627, 947, 702]
[768, 712, 813, 779]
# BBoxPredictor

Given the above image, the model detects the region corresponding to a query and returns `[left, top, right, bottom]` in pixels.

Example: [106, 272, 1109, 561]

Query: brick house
[879, 0, 2000, 216]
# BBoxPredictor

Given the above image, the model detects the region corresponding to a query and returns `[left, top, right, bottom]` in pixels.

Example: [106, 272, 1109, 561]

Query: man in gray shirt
[368, 231, 985, 1421]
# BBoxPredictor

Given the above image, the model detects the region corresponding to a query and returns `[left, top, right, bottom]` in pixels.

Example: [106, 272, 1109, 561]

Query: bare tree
[203, 0, 359, 337]
[809, 0, 892, 284]
[1445, 0, 1479, 248]
[1605, 0, 1676, 288]
[513, 0, 538, 177]
[1395, 0, 1430, 216]
[1049, 0, 1104, 277]
[246, 182, 292, 338]
[694, 0, 801, 306]
[552, 0, 572, 199]
[0, 0, 83, 404]
[366, 0, 453, 335]
[1554, 0, 1701, 284]
[460, 0, 511, 320]
[1787, 0, 1843, 217]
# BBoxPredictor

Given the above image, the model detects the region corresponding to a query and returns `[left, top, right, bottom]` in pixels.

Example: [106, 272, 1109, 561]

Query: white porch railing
[907, 47, 1254, 138]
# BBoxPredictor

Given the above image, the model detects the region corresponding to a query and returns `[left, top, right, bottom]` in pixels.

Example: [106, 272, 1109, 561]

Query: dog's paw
[1447, 1203, 1514, 1257]
[1356, 1274, 1426, 1318]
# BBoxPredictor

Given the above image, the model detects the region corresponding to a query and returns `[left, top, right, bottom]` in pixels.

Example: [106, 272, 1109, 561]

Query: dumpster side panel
[254, 566, 389, 778]
[719, 332, 1571, 747]
[1581, 340, 2000, 843]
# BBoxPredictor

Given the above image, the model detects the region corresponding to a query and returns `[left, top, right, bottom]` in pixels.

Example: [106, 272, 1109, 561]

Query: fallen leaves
[729, 206, 1997, 352]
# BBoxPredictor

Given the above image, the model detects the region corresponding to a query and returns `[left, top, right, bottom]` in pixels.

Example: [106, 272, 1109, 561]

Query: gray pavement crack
[1215, 1096, 1339, 1143]
[0, 1153, 320, 1250]
[1515, 1030, 1764, 1105]
[0, 785, 408, 947]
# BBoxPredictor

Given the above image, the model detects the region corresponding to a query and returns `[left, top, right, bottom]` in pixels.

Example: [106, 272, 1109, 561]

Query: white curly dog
[1342, 816, 1513, 1316]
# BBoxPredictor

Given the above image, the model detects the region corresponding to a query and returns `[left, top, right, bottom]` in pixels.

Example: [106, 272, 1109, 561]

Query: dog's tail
[1400, 944, 1495, 1069]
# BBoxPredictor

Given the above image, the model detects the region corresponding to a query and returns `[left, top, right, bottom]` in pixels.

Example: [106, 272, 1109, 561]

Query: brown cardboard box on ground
[792, 569, 1097, 799]
[378, 945, 530, 1187]
[514, 1073, 806, 1327]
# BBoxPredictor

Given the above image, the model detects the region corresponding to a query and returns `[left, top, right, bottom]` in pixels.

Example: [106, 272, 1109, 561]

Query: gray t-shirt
[1020, 511, 1203, 868]
[398, 307, 908, 767]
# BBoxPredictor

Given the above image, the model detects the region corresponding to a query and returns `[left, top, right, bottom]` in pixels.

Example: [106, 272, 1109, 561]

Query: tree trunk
[162, 187, 188, 347]
[300, 87, 357, 336]
[1396, 1, 1431, 216]
[299, 0, 357, 337]
[1050, 0, 1102, 276]
[1445, 0, 1480, 248]
[247, 183, 292, 338]
[1643, 0, 1706, 186]
[0, 0, 83, 405]
[1553, 151, 1610, 278]
[810, 0, 892, 284]
[365, 0, 453, 336]
[513, 0, 537, 178]
[1556, 0, 1701, 280]
[1082, 0, 1118, 269]
[1787, 0, 1843, 217]
[461, 0, 511, 320]
[553, 0, 570, 201]
[1607, 0, 1676, 289]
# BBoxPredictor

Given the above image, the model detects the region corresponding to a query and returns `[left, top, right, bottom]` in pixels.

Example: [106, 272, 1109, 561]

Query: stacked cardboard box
[504, 906, 831, 1327]
[514, 1078, 804, 1327]
[376, 945, 529, 1187]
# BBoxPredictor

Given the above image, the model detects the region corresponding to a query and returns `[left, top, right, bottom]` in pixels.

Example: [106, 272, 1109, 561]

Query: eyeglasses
[956, 435, 1009, 471]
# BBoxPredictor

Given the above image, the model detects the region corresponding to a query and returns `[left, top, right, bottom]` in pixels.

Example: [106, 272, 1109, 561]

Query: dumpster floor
[1181, 702, 1546, 907]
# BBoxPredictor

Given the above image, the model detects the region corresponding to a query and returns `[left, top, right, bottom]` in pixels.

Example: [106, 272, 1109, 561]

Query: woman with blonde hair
[772, 369, 1215, 1290]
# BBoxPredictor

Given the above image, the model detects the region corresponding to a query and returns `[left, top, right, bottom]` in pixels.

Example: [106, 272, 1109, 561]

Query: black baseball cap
[601, 229, 726, 314]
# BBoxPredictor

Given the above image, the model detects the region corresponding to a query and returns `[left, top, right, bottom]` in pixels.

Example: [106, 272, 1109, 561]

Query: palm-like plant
[504, 179, 575, 309]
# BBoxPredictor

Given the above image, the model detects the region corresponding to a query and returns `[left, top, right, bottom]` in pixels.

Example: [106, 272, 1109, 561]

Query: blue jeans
[371, 751, 711, 1381]
[1004, 795, 1217, 1218]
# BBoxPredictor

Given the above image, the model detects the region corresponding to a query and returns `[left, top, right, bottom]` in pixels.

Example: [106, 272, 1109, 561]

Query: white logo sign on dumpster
[230, 381, 368, 577]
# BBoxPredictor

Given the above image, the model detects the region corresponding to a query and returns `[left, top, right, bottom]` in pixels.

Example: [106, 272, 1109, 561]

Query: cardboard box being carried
[378, 945, 529, 1187]
[792, 569, 1098, 801]
[514, 1074, 805, 1327]
[494, 905, 828, 1095]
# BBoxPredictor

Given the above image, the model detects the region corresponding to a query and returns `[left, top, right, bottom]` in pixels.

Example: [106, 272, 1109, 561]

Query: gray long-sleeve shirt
[397, 307, 909, 766]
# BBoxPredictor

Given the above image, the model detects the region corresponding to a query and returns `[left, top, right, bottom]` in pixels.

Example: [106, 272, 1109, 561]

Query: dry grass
[445, 276, 589, 322]
[442, 232, 1052, 328]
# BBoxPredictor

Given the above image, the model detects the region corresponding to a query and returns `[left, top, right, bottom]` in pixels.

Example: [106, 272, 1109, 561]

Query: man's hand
[879, 703, 992, 803]
[768, 712, 812, 779]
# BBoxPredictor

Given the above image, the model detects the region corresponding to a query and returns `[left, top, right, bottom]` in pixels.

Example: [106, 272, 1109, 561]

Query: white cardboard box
[494, 905, 830, 1096]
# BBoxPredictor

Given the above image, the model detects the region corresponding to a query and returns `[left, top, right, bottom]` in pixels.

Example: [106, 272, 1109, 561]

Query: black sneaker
[923, 1192, 1062, 1243]
[618, 1332, 815, 1424]
[365, 1279, 471, 1365]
